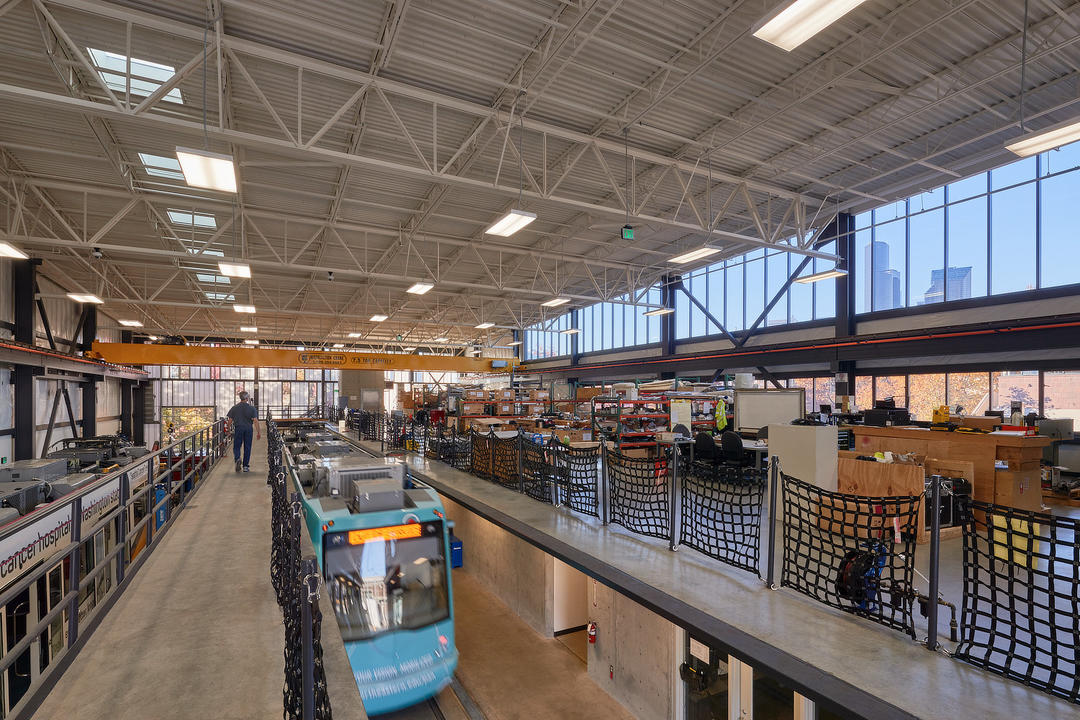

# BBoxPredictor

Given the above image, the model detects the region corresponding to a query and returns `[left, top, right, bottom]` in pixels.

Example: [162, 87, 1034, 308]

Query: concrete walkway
[34, 436, 282, 720]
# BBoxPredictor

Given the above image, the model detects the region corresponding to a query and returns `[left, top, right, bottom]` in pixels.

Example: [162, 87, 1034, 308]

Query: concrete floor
[33, 437, 283, 720]
[450, 569, 634, 720]
[393, 449, 1080, 720]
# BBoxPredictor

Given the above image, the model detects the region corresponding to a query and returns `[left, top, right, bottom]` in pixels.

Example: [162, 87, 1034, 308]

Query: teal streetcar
[280, 423, 457, 715]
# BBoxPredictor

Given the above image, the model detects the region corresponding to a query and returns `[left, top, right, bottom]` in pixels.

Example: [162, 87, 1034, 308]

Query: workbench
[849, 426, 1050, 512]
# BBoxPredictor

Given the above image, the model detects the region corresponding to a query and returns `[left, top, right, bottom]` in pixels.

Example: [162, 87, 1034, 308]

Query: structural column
[120, 379, 134, 439]
[132, 381, 147, 445]
[13, 259, 38, 459]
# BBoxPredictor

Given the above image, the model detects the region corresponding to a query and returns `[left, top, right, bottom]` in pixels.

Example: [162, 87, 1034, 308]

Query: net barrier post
[600, 438, 610, 525]
[549, 437, 559, 507]
[516, 430, 525, 494]
[926, 474, 943, 652]
[766, 455, 779, 588]
[668, 444, 680, 551]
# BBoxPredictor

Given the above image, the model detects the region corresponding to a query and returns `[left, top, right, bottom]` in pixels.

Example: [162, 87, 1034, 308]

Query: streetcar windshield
[324, 521, 449, 641]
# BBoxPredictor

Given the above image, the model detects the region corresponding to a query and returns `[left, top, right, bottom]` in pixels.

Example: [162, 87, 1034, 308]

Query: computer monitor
[874, 398, 897, 410]
[820, 404, 832, 415]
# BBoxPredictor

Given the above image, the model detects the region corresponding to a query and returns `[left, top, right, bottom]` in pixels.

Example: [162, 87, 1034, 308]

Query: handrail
[0, 420, 230, 720]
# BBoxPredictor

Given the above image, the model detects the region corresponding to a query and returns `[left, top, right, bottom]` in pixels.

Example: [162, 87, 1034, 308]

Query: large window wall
[785, 370, 1079, 422]
[523, 312, 573, 360]
[152, 365, 340, 426]
[855, 141, 1080, 312]
[676, 240, 837, 341]
[580, 286, 662, 353]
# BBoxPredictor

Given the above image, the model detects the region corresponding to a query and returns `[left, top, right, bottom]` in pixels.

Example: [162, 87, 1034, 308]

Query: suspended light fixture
[233, 304, 256, 313]
[243, 339, 259, 345]
[407, 282, 435, 295]
[370, 314, 388, 322]
[507, 340, 522, 346]
[560, 327, 580, 335]
[485, 209, 536, 237]
[753, 0, 870, 52]
[434, 336, 449, 342]
[148, 335, 159, 341]
[176, 147, 237, 193]
[541, 297, 570, 307]
[218, 261, 250, 278]
[1007, 120, 1080, 157]
[347, 332, 362, 338]
[332, 343, 345, 348]
[475, 322, 494, 329]
[643, 307, 675, 317]
[240, 326, 258, 332]
[0, 242, 29, 259]
[119, 319, 144, 327]
[669, 247, 720, 264]
[485, 102, 536, 236]
[794, 268, 848, 284]
[67, 293, 104, 304]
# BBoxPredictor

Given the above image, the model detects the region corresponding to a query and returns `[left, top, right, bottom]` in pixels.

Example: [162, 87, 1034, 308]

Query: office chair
[720, 431, 746, 467]
[694, 432, 717, 464]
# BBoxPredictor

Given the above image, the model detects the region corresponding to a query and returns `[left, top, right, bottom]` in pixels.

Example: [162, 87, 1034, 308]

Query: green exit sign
[621, 224, 634, 240]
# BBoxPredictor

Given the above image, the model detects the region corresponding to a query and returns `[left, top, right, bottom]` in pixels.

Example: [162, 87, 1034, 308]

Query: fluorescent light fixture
[233, 304, 256, 313]
[175, 146, 237, 193]
[434, 337, 449, 342]
[0, 242, 29, 259]
[560, 328, 580, 335]
[475, 322, 495, 329]
[218, 261, 251, 278]
[347, 332, 362, 338]
[1006, 118, 1080, 157]
[67, 293, 104, 304]
[370, 314, 388, 322]
[332, 343, 345, 348]
[669, 247, 721, 264]
[407, 282, 434, 295]
[403, 346, 417, 351]
[752, 0, 870, 52]
[541, 297, 570, 307]
[243, 339, 259, 345]
[148, 335, 159, 341]
[295, 345, 305, 351]
[119, 319, 144, 327]
[507, 340, 523, 346]
[485, 209, 536, 236]
[643, 307, 675, 317]
[240, 326, 257, 332]
[794, 268, 848, 284]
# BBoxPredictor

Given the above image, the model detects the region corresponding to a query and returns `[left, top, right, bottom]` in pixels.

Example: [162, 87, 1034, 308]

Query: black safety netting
[605, 448, 671, 539]
[491, 434, 520, 489]
[385, 415, 407, 451]
[424, 425, 441, 461]
[448, 430, 472, 472]
[780, 474, 920, 637]
[680, 463, 765, 575]
[470, 431, 493, 480]
[953, 500, 1080, 704]
[550, 442, 601, 517]
[521, 436, 554, 503]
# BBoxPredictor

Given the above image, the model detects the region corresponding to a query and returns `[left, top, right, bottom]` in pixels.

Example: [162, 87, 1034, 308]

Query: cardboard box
[576, 386, 604, 401]
[622, 447, 653, 459]
[462, 403, 486, 416]
[530, 389, 550, 401]
[498, 389, 514, 400]
[496, 402, 516, 416]
[465, 389, 486, 400]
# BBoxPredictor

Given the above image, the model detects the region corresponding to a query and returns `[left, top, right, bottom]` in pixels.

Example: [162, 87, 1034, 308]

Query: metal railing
[267, 416, 331, 720]
[0, 420, 230, 719]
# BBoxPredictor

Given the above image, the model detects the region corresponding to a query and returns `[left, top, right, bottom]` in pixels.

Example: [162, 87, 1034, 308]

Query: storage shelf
[620, 413, 669, 419]
[619, 431, 659, 437]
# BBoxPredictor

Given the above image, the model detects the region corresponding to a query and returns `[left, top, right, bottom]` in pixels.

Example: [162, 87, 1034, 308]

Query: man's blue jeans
[233, 425, 253, 467]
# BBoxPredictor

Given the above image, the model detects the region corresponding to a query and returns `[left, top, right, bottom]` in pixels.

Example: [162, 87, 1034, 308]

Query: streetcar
[280, 422, 457, 715]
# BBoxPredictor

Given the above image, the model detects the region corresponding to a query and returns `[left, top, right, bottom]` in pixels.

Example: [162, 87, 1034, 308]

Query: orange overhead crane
[91, 342, 517, 373]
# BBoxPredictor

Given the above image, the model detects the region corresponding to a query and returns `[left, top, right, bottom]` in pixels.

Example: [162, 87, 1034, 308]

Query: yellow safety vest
[715, 399, 728, 432]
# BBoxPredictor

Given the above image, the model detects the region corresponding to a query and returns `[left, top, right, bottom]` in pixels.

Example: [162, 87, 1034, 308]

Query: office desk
[849, 426, 1050, 512]
[743, 440, 768, 471]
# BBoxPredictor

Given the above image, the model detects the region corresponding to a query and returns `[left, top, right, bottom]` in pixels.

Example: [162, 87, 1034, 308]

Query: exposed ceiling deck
[1, 0, 1077, 351]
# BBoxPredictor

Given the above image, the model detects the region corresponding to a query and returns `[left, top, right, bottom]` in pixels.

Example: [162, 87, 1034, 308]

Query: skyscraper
[865, 240, 902, 310]
[921, 267, 973, 304]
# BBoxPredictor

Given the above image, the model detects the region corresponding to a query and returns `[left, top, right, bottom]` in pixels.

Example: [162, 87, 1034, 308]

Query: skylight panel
[195, 273, 231, 284]
[86, 48, 184, 103]
[167, 209, 217, 229]
[138, 152, 184, 180]
[203, 291, 235, 302]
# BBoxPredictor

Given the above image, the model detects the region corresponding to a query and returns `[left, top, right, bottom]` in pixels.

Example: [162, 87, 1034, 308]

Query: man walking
[227, 390, 260, 472]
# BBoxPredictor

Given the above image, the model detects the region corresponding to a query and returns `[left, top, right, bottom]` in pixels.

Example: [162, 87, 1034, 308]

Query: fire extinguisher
[587, 621, 597, 644]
